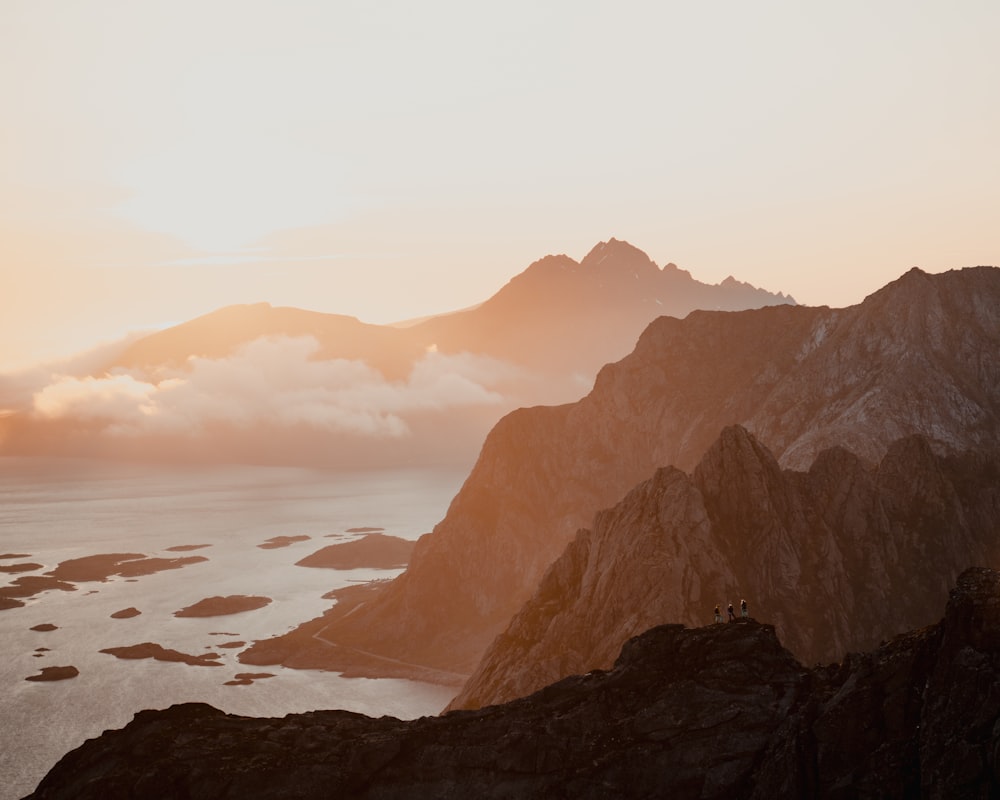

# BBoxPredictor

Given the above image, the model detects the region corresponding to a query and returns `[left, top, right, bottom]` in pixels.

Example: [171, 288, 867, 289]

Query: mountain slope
[241, 266, 1000, 676]
[448, 426, 1000, 710]
[28, 568, 1000, 800]
[113, 303, 422, 380]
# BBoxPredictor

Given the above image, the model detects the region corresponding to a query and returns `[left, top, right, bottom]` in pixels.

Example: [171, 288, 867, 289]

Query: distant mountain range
[0, 239, 792, 466]
[112, 238, 794, 381]
[240, 265, 1000, 685]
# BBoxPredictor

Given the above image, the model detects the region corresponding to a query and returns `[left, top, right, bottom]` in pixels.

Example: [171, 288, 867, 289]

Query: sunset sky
[2, 1, 998, 372]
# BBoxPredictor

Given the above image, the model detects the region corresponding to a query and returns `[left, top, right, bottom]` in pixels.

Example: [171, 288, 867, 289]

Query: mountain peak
[580, 238, 659, 276]
[853, 266, 1000, 352]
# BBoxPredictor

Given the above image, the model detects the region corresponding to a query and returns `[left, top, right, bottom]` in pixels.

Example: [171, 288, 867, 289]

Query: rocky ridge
[28, 568, 1000, 799]
[242, 266, 1000, 677]
[448, 426, 1000, 710]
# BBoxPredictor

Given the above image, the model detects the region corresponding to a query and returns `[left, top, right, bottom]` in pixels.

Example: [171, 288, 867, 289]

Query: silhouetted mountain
[27, 568, 1000, 799]
[113, 303, 422, 380]
[113, 239, 793, 383]
[241, 266, 1000, 677]
[448, 427, 1000, 710]
[413, 238, 794, 377]
[0, 240, 792, 466]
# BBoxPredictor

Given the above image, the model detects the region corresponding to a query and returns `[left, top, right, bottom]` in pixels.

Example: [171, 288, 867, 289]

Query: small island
[47, 552, 208, 582]
[0, 562, 42, 574]
[257, 535, 311, 550]
[1, 575, 76, 605]
[224, 672, 275, 686]
[174, 596, 272, 617]
[296, 534, 415, 570]
[25, 666, 79, 682]
[100, 643, 223, 667]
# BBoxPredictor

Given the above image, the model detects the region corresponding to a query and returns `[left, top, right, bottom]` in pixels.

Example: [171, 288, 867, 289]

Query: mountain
[411, 238, 794, 377]
[0, 239, 792, 466]
[27, 568, 1000, 799]
[239, 265, 1000, 677]
[448, 426, 1000, 710]
[112, 303, 422, 380]
[111, 238, 793, 383]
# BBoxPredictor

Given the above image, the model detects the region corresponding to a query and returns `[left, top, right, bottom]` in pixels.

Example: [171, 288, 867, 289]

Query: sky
[2, 1, 998, 372]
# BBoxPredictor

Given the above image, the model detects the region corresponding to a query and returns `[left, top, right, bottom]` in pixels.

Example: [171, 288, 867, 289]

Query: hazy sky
[2, 1, 998, 371]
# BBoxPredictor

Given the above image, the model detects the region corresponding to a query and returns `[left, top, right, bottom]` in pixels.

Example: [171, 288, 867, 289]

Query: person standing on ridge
[727, 603, 735, 622]
[741, 599, 748, 618]
[714, 605, 723, 623]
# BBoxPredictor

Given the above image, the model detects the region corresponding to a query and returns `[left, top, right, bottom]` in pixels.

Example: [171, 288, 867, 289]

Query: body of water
[0, 457, 467, 800]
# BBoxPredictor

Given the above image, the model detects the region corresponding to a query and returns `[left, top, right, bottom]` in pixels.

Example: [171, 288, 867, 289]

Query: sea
[0, 457, 468, 800]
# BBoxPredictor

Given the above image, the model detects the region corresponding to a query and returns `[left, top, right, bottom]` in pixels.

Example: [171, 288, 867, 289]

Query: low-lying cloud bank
[29, 336, 521, 439]
[0, 333, 149, 413]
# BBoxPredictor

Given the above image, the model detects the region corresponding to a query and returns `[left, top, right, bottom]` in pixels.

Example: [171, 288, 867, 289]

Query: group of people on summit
[713, 599, 748, 623]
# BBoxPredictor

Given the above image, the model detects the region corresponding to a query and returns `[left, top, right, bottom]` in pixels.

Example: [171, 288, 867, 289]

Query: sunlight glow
[1, 1, 998, 369]
[114, 131, 349, 253]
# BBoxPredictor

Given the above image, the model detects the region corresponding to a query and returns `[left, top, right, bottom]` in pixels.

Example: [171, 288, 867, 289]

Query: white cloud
[30, 335, 517, 438]
[0, 332, 150, 412]
[34, 373, 162, 421]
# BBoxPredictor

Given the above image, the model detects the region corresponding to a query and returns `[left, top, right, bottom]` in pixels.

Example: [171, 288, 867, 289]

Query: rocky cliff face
[28, 569, 1000, 799]
[241, 266, 1000, 677]
[449, 426, 1000, 709]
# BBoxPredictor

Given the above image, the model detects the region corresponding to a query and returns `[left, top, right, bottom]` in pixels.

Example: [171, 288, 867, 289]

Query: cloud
[30, 336, 518, 438]
[34, 373, 163, 422]
[0, 332, 150, 412]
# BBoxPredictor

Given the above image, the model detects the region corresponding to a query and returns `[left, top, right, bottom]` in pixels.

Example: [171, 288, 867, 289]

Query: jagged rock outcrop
[449, 426, 1000, 709]
[243, 266, 1000, 677]
[28, 569, 1000, 799]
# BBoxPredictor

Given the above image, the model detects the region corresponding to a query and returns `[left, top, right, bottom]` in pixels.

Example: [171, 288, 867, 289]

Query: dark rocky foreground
[27, 568, 1000, 799]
